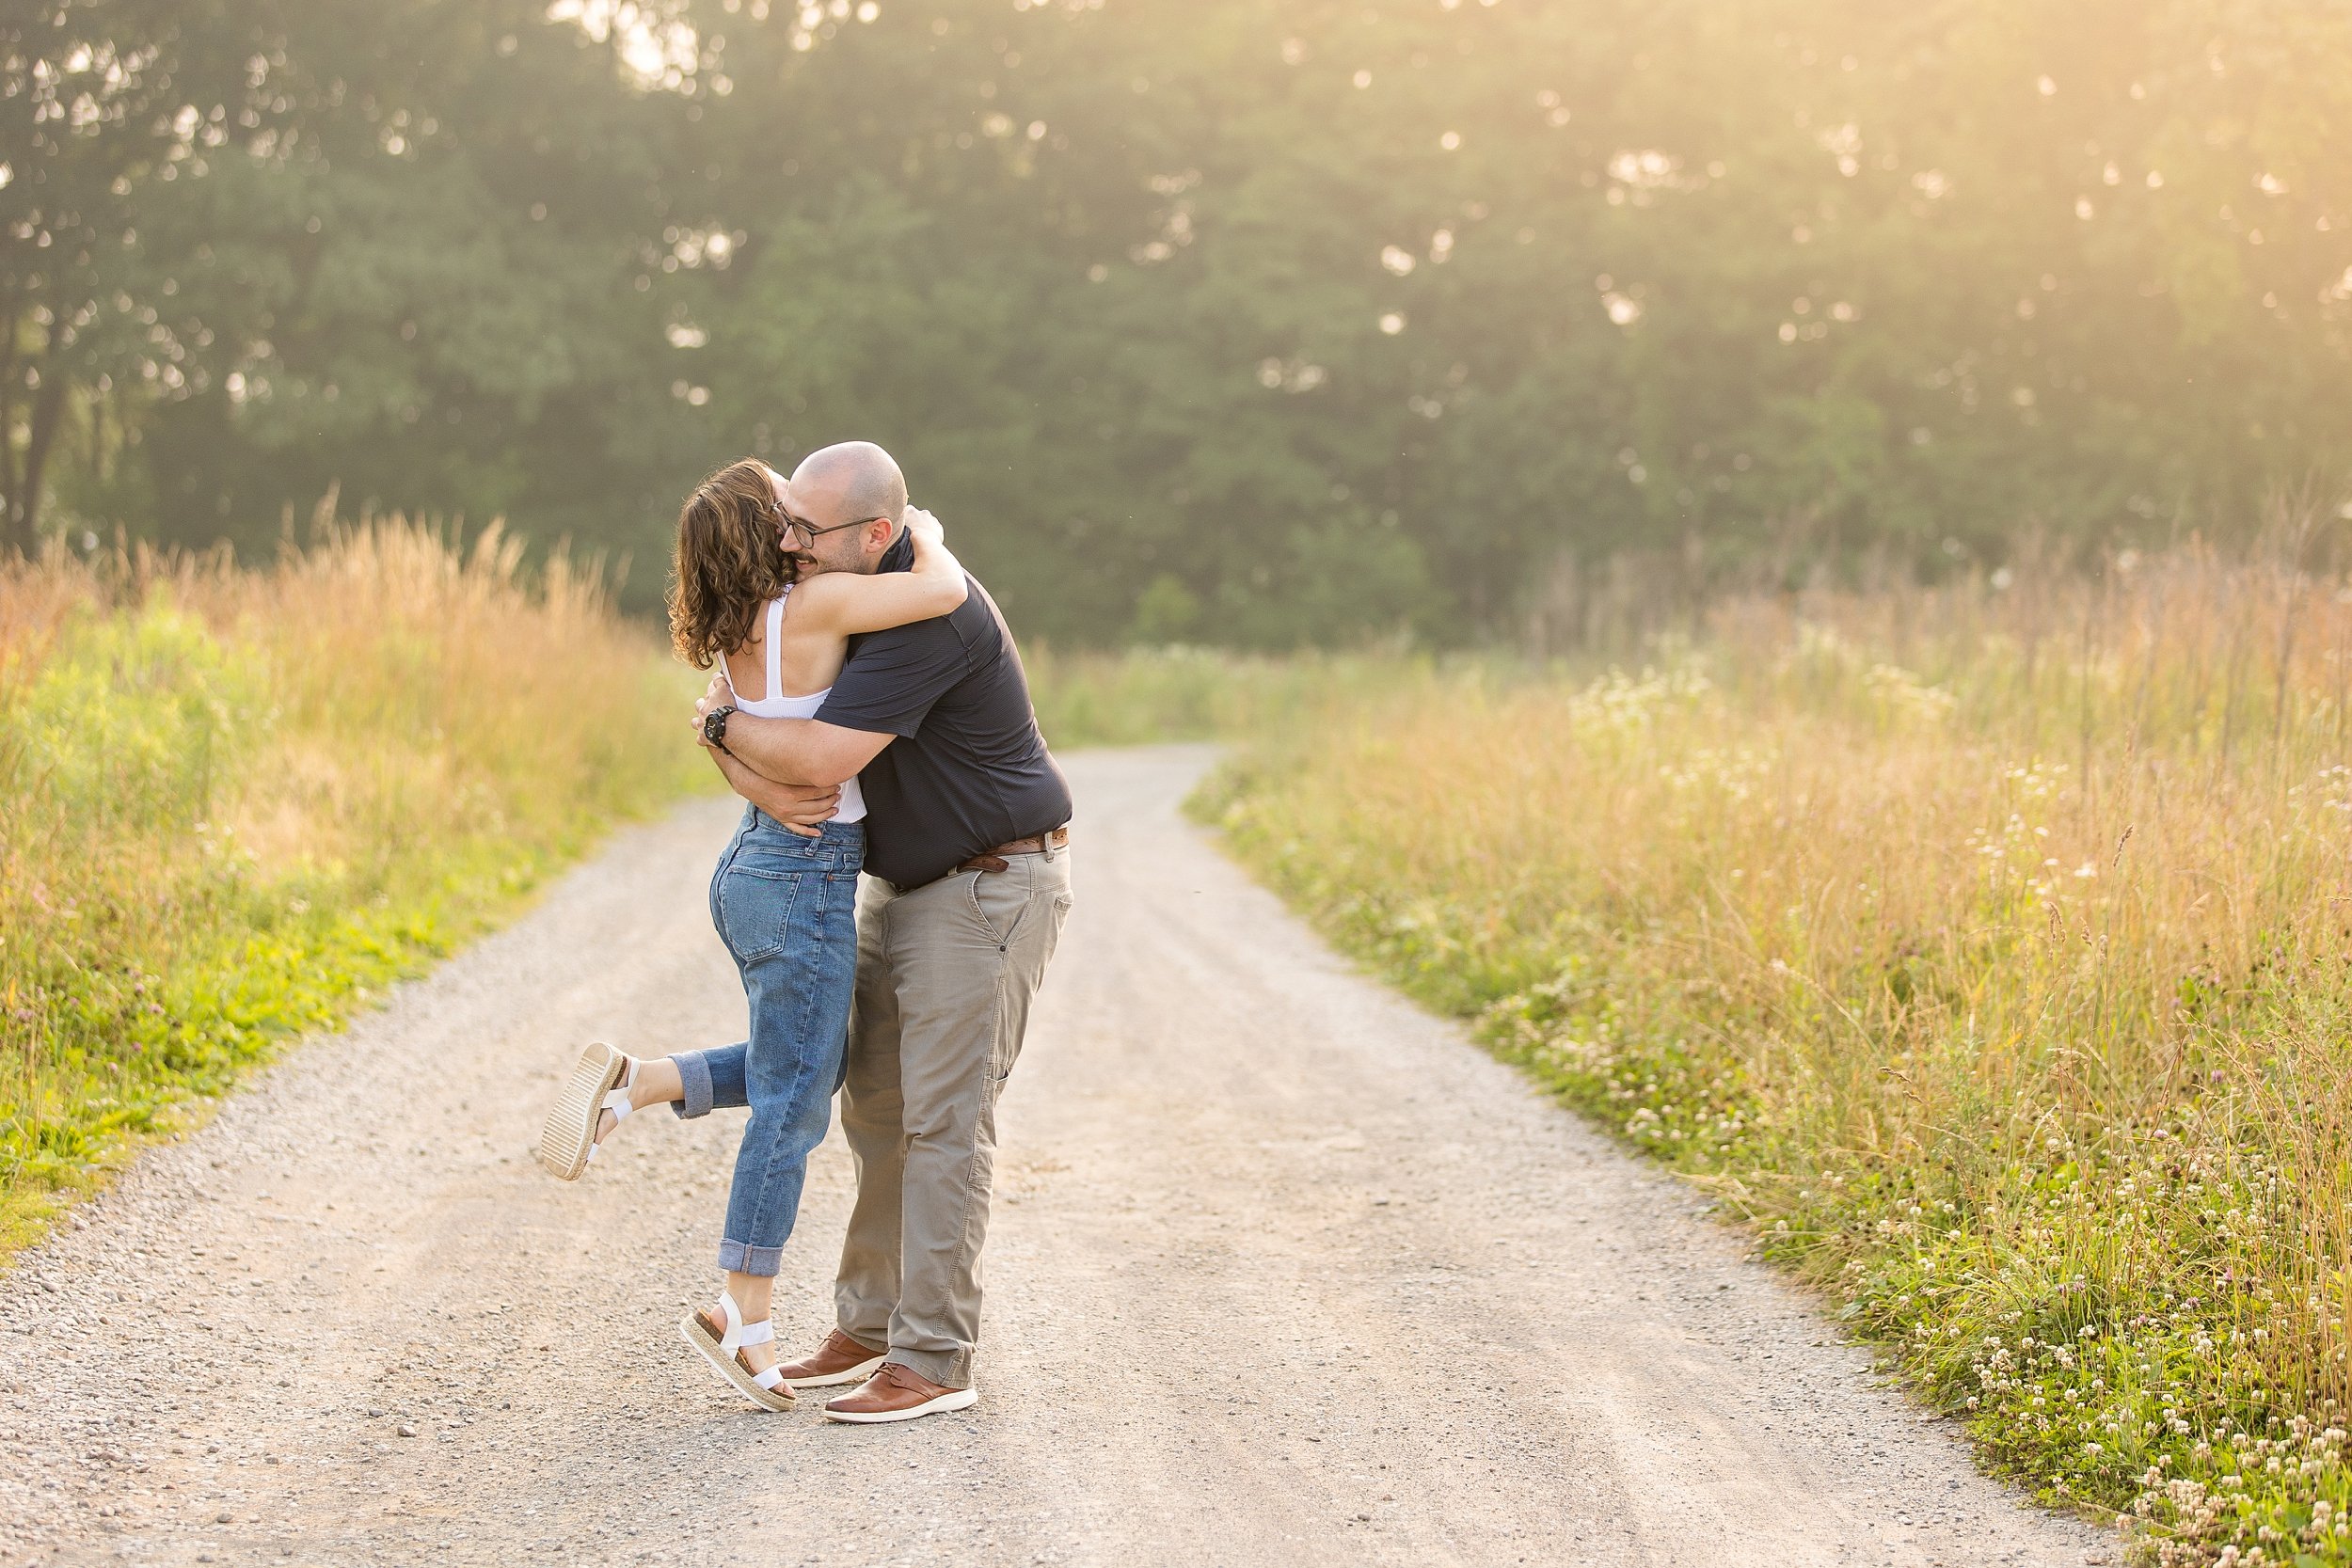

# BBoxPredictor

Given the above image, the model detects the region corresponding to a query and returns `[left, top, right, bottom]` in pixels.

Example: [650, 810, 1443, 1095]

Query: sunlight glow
[547, 0, 699, 87]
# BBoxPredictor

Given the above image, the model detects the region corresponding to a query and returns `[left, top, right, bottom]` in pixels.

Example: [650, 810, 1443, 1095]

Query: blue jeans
[670, 808, 864, 1276]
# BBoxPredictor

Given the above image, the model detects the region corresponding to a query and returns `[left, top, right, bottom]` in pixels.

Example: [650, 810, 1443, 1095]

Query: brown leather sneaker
[821, 1362, 979, 1424]
[774, 1328, 888, 1391]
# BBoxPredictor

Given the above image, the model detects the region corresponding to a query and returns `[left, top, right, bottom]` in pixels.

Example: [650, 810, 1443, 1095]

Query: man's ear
[867, 516, 900, 557]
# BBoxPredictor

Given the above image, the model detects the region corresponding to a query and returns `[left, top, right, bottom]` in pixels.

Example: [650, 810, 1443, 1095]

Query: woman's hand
[905, 506, 944, 549]
[692, 670, 730, 744]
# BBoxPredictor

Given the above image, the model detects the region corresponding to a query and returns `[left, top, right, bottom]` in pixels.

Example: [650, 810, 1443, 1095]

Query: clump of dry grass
[1204, 534, 2352, 1563]
[0, 519, 702, 1250]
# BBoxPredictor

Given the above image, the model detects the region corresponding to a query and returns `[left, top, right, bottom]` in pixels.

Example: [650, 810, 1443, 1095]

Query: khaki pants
[834, 846, 1073, 1388]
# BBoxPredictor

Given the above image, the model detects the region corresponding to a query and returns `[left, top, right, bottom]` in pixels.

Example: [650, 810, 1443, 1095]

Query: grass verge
[0, 523, 706, 1255]
[1196, 545, 2352, 1567]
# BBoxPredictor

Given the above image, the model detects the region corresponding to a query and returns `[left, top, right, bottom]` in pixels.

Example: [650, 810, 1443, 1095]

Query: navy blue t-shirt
[816, 537, 1072, 889]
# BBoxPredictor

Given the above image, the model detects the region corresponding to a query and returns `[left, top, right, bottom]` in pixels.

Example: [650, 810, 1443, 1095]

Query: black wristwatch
[702, 703, 737, 752]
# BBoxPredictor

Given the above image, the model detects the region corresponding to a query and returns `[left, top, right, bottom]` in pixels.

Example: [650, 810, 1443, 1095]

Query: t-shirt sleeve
[816, 618, 967, 738]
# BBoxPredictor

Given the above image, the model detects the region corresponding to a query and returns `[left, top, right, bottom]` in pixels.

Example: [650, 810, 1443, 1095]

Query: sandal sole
[533, 1042, 625, 1182]
[679, 1312, 796, 1412]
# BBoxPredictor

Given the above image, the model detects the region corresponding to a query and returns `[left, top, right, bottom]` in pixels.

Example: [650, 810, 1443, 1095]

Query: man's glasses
[771, 498, 882, 549]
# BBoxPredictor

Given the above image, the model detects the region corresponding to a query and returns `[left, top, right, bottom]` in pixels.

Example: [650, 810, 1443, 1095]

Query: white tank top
[721, 587, 866, 823]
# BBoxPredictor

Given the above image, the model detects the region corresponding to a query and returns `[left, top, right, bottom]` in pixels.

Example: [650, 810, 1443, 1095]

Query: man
[694, 440, 1073, 1424]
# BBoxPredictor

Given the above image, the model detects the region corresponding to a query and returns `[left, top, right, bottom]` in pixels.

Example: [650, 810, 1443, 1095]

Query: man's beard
[815, 536, 880, 576]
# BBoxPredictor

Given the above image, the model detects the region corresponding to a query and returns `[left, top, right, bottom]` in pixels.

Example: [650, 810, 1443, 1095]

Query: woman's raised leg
[531, 1046, 690, 1180]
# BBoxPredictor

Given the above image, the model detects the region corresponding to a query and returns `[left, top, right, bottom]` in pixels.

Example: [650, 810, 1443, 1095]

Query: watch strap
[703, 703, 737, 750]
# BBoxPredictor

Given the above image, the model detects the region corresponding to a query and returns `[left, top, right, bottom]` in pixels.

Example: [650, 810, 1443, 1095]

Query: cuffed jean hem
[886, 1345, 971, 1391]
[670, 1052, 715, 1120]
[716, 1238, 784, 1276]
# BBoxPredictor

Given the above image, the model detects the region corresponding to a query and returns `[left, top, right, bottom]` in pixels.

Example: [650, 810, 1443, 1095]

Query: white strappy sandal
[533, 1042, 637, 1181]
[680, 1294, 796, 1411]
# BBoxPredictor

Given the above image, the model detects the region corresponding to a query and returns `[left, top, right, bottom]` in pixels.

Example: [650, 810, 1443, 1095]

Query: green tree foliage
[5, 0, 684, 554]
[8, 0, 2351, 644]
[1, 0, 303, 553]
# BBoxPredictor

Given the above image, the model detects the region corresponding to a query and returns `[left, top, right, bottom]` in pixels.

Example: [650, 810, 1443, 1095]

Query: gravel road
[0, 745, 2109, 1567]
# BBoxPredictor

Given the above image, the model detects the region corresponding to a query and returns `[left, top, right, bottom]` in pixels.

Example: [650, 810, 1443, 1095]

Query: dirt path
[1, 746, 2107, 1567]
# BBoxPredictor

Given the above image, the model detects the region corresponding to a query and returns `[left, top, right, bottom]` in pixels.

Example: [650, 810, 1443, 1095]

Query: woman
[532, 456, 966, 1411]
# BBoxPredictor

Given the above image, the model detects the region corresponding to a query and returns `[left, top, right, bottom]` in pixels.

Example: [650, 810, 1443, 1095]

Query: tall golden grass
[1203, 534, 2352, 1563]
[0, 518, 702, 1248]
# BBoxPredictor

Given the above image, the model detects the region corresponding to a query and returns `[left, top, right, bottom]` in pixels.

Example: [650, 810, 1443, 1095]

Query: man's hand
[707, 748, 842, 837]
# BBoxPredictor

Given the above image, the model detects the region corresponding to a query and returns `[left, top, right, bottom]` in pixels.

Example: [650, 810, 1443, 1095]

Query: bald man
[693, 441, 1074, 1423]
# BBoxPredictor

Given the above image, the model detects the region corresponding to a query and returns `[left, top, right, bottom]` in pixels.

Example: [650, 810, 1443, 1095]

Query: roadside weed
[1203, 546, 2352, 1565]
[0, 525, 703, 1253]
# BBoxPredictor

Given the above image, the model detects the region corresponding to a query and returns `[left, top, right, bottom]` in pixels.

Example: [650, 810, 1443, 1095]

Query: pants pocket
[963, 868, 1040, 952]
[718, 867, 809, 962]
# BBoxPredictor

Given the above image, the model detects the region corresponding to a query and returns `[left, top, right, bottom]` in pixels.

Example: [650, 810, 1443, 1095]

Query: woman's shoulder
[765, 577, 865, 651]
[785, 572, 841, 600]
[779, 572, 864, 622]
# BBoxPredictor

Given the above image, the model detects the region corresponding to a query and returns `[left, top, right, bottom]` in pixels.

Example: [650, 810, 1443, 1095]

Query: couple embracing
[533, 440, 1073, 1424]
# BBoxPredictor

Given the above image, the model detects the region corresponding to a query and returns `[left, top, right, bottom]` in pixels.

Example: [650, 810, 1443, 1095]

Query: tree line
[7, 0, 2349, 644]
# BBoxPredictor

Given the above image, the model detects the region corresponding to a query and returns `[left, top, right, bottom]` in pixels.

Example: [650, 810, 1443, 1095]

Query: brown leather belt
[957, 825, 1070, 875]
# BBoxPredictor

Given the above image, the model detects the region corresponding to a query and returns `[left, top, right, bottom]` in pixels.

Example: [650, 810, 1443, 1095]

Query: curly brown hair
[667, 458, 800, 670]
